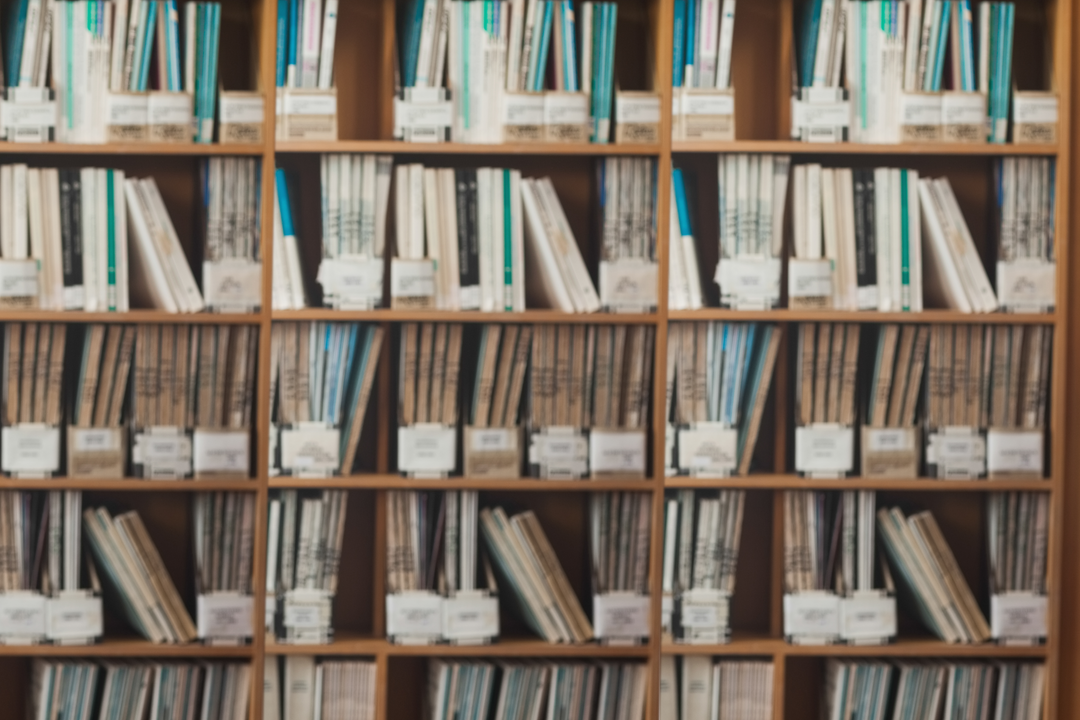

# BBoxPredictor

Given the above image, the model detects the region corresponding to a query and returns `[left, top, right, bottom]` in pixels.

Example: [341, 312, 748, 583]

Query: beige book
[566, 326, 584, 428]
[227, 327, 250, 429]
[900, 326, 931, 427]
[623, 327, 645, 429]
[870, 325, 900, 427]
[837, 324, 861, 426]
[990, 326, 1009, 427]
[637, 327, 655, 428]
[665, 325, 679, 423]
[797, 324, 815, 426]
[415, 324, 434, 424]
[473, 325, 503, 427]
[501, 326, 532, 428]
[78, 325, 107, 426]
[738, 326, 783, 476]
[824, 324, 845, 423]
[965, 326, 983, 427]
[553, 325, 572, 426]
[1004, 325, 1025, 427]
[691, 323, 707, 423]
[593, 327, 613, 427]
[926, 326, 941, 426]
[119, 512, 198, 641]
[32, 324, 52, 423]
[676, 324, 695, 425]
[340, 328, 384, 475]
[197, 326, 217, 427]
[295, 324, 312, 423]
[428, 323, 448, 424]
[489, 325, 520, 428]
[189, 327, 203, 429]
[158, 326, 175, 427]
[213, 327, 233, 427]
[582, 327, 597, 427]
[173, 325, 190, 427]
[4, 324, 20, 426]
[812, 324, 831, 424]
[20, 323, 38, 424]
[913, 512, 991, 641]
[441, 325, 463, 426]
[516, 511, 593, 642]
[399, 323, 418, 426]
[609, 326, 628, 427]
[885, 326, 915, 427]
[939, 326, 954, 427]
[44, 325, 66, 425]
[951, 327, 969, 427]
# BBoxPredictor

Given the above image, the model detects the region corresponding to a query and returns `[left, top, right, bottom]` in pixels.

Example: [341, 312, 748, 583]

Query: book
[193, 491, 255, 595]
[267, 489, 348, 599]
[988, 491, 1048, 596]
[663, 489, 745, 598]
[675, 657, 773, 720]
[783, 489, 880, 596]
[590, 492, 651, 595]
[385, 490, 481, 594]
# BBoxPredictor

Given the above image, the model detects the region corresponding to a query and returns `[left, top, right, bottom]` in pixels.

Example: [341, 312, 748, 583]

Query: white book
[806, 164, 823, 259]
[81, 169, 99, 311]
[918, 179, 972, 313]
[510, 170, 525, 311]
[432, 0, 449, 89]
[715, 0, 736, 89]
[668, 185, 690, 310]
[935, 178, 997, 312]
[476, 168, 495, 310]
[43, 169, 64, 310]
[682, 656, 713, 720]
[422, 168, 444, 306]
[125, 181, 179, 312]
[284, 656, 316, 720]
[792, 164, 807, 259]
[505, 0, 526, 91]
[904, 0, 924, 91]
[325, 155, 340, 256]
[977, 2, 990, 93]
[95, 169, 109, 309]
[811, 0, 836, 87]
[520, 179, 574, 312]
[535, 178, 600, 312]
[0, 166, 11, 259]
[888, 168, 904, 310]
[13, 164, 28, 259]
[758, 154, 773, 255]
[299, 0, 322, 88]
[407, 164, 425, 258]
[661, 499, 678, 593]
[491, 169, 506, 311]
[393, 164, 410, 261]
[414, 0, 441, 88]
[771, 155, 790, 257]
[26, 169, 45, 306]
[839, 169, 859, 309]
[316, 0, 338, 89]
[696, 0, 721, 88]
[681, 233, 704, 310]
[139, 179, 205, 312]
[907, 170, 923, 312]
[338, 154, 353, 255]
[438, 168, 460, 309]
[272, 189, 294, 309]
[374, 156, 392, 258]
[19, 0, 44, 87]
[873, 168, 893, 312]
[109, 0, 129, 90]
[820, 168, 839, 304]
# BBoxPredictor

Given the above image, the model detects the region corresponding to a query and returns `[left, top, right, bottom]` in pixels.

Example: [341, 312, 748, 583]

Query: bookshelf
[0, 0, 1072, 719]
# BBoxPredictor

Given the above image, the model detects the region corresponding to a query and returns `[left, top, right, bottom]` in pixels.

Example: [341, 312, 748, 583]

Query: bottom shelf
[662, 635, 1047, 657]
[266, 633, 652, 657]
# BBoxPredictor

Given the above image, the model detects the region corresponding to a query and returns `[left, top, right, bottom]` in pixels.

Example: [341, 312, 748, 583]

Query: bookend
[990, 591, 1047, 646]
[838, 590, 897, 646]
[787, 258, 834, 309]
[795, 423, 855, 479]
[592, 592, 650, 646]
[218, 90, 265, 144]
[675, 588, 731, 645]
[45, 590, 103, 646]
[614, 91, 661, 144]
[463, 426, 522, 479]
[673, 87, 735, 141]
[791, 87, 849, 143]
[277, 86, 338, 142]
[941, 91, 987, 144]
[398, 424, 457, 479]
[67, 426, 126, 477]
[589, 428, 647, 479]
[1, 423, 61, 478]
[0, 258, 41, 308]
[277, 422, 340, 478]
[131, 426, 193, 479]
[898, 92, 944, 143]
[996, 258, 1056, 313]
[203, 259, 263, 312]
[599, 259, 659, 313]
[317, 255, 385, 310]
[106, 92, 149, 142]
[501, 92, 545, 143]
[544, 92, 590, 143]
[783, 590, 841, 645]
[0, 591, 47, 645]
[0, 87, 56, 142]
[192, 429, 251, 479]
[1012, 91, 1058, 144]
[676, 422, 739, 478]
[715, 256, 782, 310]
[443, 571, 500, 646]
[280, 588, 333, 644]
[527, 426, 589, 480]
[986, 428, 1044, 480]
[147, 91, 193, 143]
[925, 426, 986, 480]
[197, 591, 254, 646]
[389, 258, 437, 309]
[386, 590, 443, 645]
[860, 426, 920, 478]
[394, 87, 452, 143]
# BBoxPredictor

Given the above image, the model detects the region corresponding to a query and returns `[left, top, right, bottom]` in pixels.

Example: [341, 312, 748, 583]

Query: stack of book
[72, 325, 136, 430]
[469, 325, 532, 429]
[920, 176, 997, 313]
[981, 2, 1018, 143]
[82, 506, 197, 643]
[590, 492, 651, 596]
[201, 157, 262, 266]
[3, 323, 66, 428]
[273, 168, 306, 309]
[599, 157, 658, 266]
[193, 492, 255, 596]
[668, 168, 704, 309]
[988, 492, 1048, 596]
[128, 175, 205, 313]
[276, 0, 338, 89]
[479, 506, 592, 643]
[428, 661, 497, 720]
[795, 323, 860, 429]
[782, 490, 879, 597]
[265, 490, 348, 606]
[398, 322, 463, 428]
[865, 324, 930, 429]
[385, 490, 481, 595]
[877, 505, 990, 643]
[665, 658, 774, 720]
[995, 157, 1056, 267]
[31, 660, 251, 720]
[672, 0, 737, 90]
[0, 491, 85, 595]
[663, 489, 745, 600]
[265, 657, 376, 720]
[521, 175, 599, 312]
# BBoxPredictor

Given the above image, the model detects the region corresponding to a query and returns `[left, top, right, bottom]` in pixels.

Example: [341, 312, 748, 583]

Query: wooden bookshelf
[0, 0, 1074, 719]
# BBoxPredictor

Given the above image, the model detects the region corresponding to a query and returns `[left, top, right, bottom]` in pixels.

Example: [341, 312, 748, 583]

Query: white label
[386, 593, 443, 637]
[0, 259, 38, 297]
[529, 428, 589, 478]
[840, 594, 897, 640]
[203, 260, 262, 310]
[390, 258, 436, 298]
[717, 257, 781, 307]
[197, 593, 254, 639]
[469, 428, 514, 452]
[599, 260, 658, 311]
[443, 594, 499, 640]
[280, 425, 340, 474]
[1, 425, 60, 474]
[795, 425, 854, 475]
[679, 589, 730, 629]
[503, 94, 545, 126]
[990, 593, 1047, 639]
[783, 593, 841, 637]
[397, 425, 457, 474]
[793, 99, 851, 128]
[106, 93, 148, 125]
[193, 430, 250, 475]
[133, 428, 193, 477]
[681, 91, 735, 116]
[866, 427, 915, 452]
[285, 92, 337, 116]
[987, 429, 1043, 475]
[900, 93, 943, 126]
[1013, 94, 1058, 124]
[942, 93, 986, 125]
[219, 94, 265, 124]
[0, 593, 46, 637]
[589, 429, 646, 475]
[317, 256, 384, 306]
[788, 258, 833, 298]
[1, 99, 56, 128]
[148, 93, 192, 125]
[678, 424, 738, 475]
[593, 594, 650, 639]
[72, 428, 121, 452]
[46, 595, 103, 640]
[927, 427, 986, 478]
[543, 93, 589, 125]
[997, 260, 1055, 309]
[397, 99, 453, 130]
[616, 94, 661, 124]
[681, 603, 718, 628]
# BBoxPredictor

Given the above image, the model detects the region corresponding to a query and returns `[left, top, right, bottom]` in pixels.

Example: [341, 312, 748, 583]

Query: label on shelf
[197, 593, 254, 639]
[1, 424, 60, 476]
[543, 92, 589, 126]
[203, 259, 262, 311]
[900, 92, 943, 127]
[390, 258, 436, 300]
[675, 88, 736, 141]
[839, 593, 897, 642]
[861, 426, 919, 479]
[0, 592, 46, 640]
[783, 592, 841, 639]
[398, 424, 457, 476]
[0, 259, 39, 298]
[0, 98, 56, 129]
[716, 257, 781, 309]
[941, 92, 986, 143]
[395, 97, 453, 131]
[133, 427, 193, 479]
[599, 259, 658, 312]
[1013, 93, 1058, 125]
[788, 258, 834, 300]
[616, 94, 661, 124]
[317, 256, 384, 309]
[996, 259, 1055, 311]
[46, 593, 103, 642]
[386, 592, 443, 641]
[464, 426, 521, 479]
[792, 98, 850, 129]
[677, 423, 738, 477]
[72, 428, 122, 452]
[502, 93, 546, 126]
[280, 424, 340, 476]
[986, 429, 1043, 477]
[283, 589, 332, 630]
[68, 427, 125, 478]
[795, 425, 854, 477]
[681, 91, 735, 117]
[865, 427, 915, 452]
[107, 93, 149, 126]
[443, 592, 499, 642]
[528, 427, 589, 479]
[990, 592, 1047, 640]
[219, 94, 265, 124]
[193, 429, 250, 476]
[678, 589, 730, 629]
[593, 594, 650, 640]
[148, 92, 192, 125]
[926, 427, 986, 479]
[589, 429, 647, 477]
[285, 92, 337, 116]
[469, 428, 514, 452]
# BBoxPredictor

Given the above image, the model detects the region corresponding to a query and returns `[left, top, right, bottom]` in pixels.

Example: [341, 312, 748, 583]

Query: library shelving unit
[0, 0, 1075, 720]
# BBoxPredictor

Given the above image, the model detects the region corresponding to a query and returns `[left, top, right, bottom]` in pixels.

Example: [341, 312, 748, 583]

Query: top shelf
[275, 140, 662, 156]
[0, 142, 265, 156]
[671, 141, 1061, 156]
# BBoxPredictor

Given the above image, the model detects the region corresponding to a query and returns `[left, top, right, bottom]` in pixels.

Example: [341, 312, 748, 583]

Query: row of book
[0, 490, 84, 594]
[385, 490, 481, 595]
[673, 0, 736, 90]
[276, 0, 338, 89]
[266, 490, 348, 606]
[661, 489, 745, 599]
[265, 657, 375, 720]
[203, 157, 262, 265]
[30, 660, 250, 720]
[662, 658, 773, 720]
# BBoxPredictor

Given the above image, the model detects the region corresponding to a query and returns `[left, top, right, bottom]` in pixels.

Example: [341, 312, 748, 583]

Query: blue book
[959, 0, 974, 91]
[169, 0, 183, 91]
[685, 0, 696, 86]
[535, 2, 554, 92]
[931, 1, 949, 91]
[602, 4, 618, 139]
[998, 3, 1015, 143]
[672, 0, 685, 87]
[398, 0, 426, 88]
[276, 0, 288, 86]
[203, 4, 222, 142]
[288, 0, 299, 85]
[6, 0, 29, 87]
[672, 169, 692, 237]
[276, 170, 296, 238]
[503, 170, 513, 310]
[138, 1, 158, 91]
[561, 2, 578, 92]
[797, 0, 823, 88]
